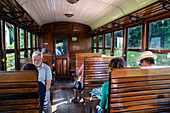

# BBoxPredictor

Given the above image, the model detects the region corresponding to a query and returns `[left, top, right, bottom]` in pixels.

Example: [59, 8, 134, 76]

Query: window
[114, 50, 122, 56]
[5, 22, 15, 49]
[37, 36, 39, 48]
[149, 18, 170, 50]
[20, 51, 25, 58]
[105, 33, 111, 48]
[114, 30, 123, 56]
[105, 49, 110, 56]
[93, 36, 96, 47]
[155, 53, 170, 66]
[104, 33, 111, 56]
[20, 28, 25, 49]
[28, 50, 31, 58]
[6, 53, 16, 71]
[33, 34, 35, 48]
[93, 49, 96, 53]
[55, 36, 67, 56]
[28, 32, 31, 48]
[93, 36, 97, 53]
[5, 22, 16, 71]
[128, 26, 142, 49]
[98, 35, 103, 48]
[98, 49, 102, 53]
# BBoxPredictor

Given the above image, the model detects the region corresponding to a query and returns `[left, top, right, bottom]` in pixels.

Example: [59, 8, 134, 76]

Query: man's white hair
[32, 51, 43, 58]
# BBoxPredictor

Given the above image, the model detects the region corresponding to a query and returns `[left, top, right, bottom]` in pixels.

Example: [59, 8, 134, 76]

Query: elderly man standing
[136, 51, 157, 67]
[32, 51, 52, 113]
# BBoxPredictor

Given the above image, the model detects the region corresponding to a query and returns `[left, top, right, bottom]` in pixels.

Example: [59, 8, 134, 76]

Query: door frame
[53, 33, 70, 78]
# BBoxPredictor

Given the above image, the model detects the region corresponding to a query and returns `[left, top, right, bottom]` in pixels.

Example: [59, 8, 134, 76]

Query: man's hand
[46, 80, 51, 91]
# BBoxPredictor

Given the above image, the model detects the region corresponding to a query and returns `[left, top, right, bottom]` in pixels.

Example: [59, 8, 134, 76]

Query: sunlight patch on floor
[52, 98, 68, 112]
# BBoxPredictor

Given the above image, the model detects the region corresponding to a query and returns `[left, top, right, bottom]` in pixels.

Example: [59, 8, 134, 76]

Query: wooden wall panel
[62, 58, 67, 75]
[56, 58, 61, 75]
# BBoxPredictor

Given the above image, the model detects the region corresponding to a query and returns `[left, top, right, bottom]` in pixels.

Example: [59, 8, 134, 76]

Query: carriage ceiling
[16, 0, 158, 30]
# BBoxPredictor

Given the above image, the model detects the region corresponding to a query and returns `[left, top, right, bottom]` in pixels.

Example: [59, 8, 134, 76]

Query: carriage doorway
[55, 36, 69, 78]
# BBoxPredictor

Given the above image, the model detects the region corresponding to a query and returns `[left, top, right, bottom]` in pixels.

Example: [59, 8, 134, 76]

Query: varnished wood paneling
[55, 56, 69, 78]
[40, 22, 92, 79]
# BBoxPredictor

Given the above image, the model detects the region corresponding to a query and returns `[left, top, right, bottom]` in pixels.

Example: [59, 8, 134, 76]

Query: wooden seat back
[84, 57, 114, 92]
[75, 53, 102, 76]
[108, 66, 170, 113]
[43, 53, 53, 69]
[0, 71, 39, 113]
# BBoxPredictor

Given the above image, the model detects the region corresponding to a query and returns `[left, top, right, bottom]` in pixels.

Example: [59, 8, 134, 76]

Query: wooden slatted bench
[108, 66, 170, 113]
[75, 53, 102, 77]
[84, 56, 114, 113]
[0, 71, 40, 113]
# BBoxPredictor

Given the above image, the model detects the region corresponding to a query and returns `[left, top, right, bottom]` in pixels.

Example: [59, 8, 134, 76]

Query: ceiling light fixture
[65, 12, 73, 18]
[67, 0, 79, 4]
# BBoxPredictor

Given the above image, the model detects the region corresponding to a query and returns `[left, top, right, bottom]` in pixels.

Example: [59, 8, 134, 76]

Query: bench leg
[91, 100, 100, 113]
[85, 100, 90, 113]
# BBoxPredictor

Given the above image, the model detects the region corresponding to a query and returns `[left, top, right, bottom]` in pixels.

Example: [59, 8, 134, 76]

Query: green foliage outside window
[33, 34, 35, 48]
[105, 50, 110, 56]
[28, 32, 31, 48]
[98, 49, 102, 53]
[98, 35, 103, 47]
[6, 26, 15, 49]
[128, 26, 142, 49]
[149, 18, 170, 50]
[105, 33, 111, 48]
[93, 49, 96, 53]
[93, 36, 96, 47]
[20, 51, 25, 58]
[114, 30, 123, 48]
[127, 51, 141, 67]
[155, 53, 170, 66]
[20, 29, 24, 48]
[28, 50, 31, 58]
[5, 23, 16, 71]
[6, 53, 15, 71]
[114, 50, 122, 56]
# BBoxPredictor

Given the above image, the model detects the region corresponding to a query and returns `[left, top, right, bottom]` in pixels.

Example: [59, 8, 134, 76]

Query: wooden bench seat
[0, 71, 40, 113]
[108, 66, 170, 113]
[84, 56, 114, 113]
[75, 53, 102, 76]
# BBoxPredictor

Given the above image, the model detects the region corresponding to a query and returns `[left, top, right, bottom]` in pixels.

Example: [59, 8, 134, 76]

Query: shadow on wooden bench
[108, 66, 170, 113]
[0, 71, 40, 113]
[84, 56, 114, 113]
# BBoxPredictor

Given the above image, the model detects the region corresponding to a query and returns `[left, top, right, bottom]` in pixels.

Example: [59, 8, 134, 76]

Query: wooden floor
[52, 79, 85, 113]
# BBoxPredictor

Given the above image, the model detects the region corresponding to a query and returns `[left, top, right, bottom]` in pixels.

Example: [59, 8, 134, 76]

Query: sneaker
[72, 98, 78, 103]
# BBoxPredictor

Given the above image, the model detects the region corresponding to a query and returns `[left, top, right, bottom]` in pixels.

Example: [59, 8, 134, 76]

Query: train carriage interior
[0, 0, 170, 113]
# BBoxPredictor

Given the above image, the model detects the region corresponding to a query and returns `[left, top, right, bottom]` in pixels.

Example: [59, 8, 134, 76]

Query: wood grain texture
[0, 71, 39, 112]
[108, 66, 170, 113]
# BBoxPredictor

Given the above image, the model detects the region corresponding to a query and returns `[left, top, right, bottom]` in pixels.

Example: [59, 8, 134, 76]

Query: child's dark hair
[109, 57, 126, 70]
[22, 63, 38, 72]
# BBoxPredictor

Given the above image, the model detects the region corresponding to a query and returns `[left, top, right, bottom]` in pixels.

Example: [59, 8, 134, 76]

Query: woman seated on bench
[96, 57, 126, 113]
